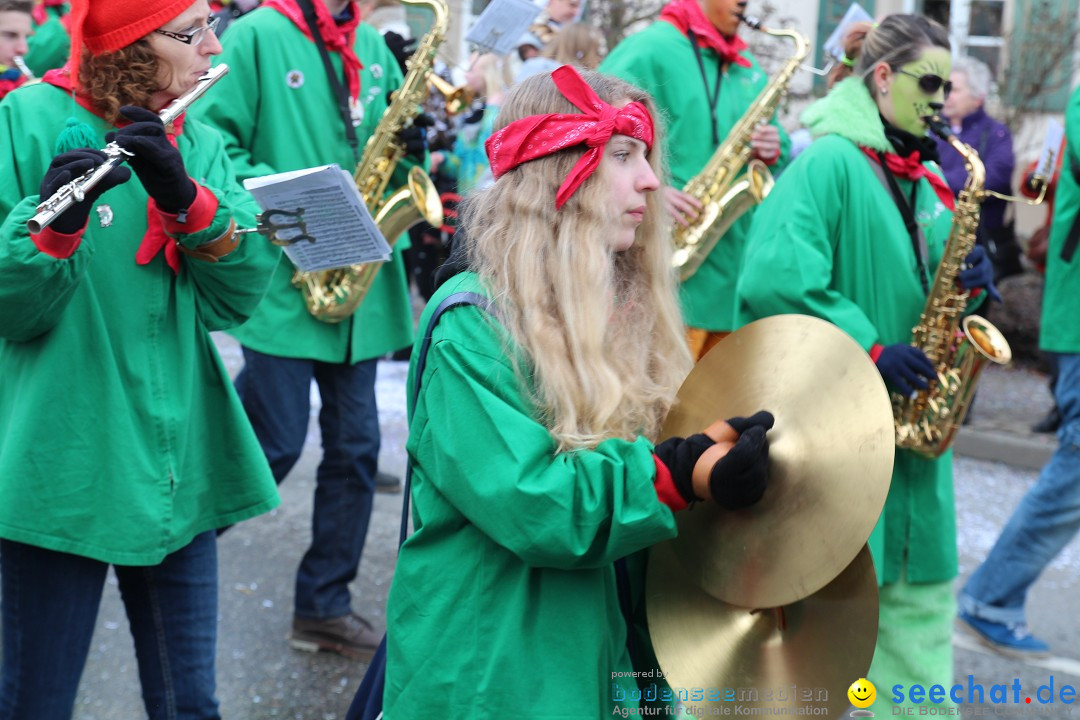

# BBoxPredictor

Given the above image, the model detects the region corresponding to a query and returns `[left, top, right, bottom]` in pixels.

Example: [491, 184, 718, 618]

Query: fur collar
[800, 77, 891, 152]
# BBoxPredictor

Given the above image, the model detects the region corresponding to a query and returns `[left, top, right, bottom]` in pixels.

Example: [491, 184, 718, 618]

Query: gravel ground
[965, 362, 1058, 445]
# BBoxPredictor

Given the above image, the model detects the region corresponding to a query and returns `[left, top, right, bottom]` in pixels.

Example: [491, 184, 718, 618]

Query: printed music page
[1035, 119, 1064, 181]
[244, 164, 392, 272]
[465, 0, 541, 55]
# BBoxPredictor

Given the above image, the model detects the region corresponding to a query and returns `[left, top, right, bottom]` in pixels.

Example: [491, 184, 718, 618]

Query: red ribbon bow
[861, 147, 957, 211]
[658, 0, 751, 68]
[485, 65, 654, 209]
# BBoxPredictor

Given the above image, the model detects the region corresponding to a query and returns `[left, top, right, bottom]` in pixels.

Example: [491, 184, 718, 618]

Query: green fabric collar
[800, 77, 891, 152]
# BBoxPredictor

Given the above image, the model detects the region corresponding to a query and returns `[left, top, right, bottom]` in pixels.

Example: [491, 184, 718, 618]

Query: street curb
[954, 427, 1055, 470]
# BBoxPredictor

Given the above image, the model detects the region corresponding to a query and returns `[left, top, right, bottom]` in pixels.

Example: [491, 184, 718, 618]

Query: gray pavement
[37, 337, 1080, 718]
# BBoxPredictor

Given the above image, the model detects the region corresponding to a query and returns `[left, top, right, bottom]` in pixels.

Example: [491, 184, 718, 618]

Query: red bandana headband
[485, 65, 655, 209]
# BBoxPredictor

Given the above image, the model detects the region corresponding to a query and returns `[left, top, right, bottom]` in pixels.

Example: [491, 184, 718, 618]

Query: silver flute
[27, 64, 229, 234]
[12, 56, 34, 80]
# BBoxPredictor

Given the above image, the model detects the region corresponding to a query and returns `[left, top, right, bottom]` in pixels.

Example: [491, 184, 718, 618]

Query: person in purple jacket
[936, 55, 1021, 280]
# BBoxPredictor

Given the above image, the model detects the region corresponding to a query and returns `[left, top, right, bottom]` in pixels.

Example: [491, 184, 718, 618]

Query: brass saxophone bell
[427, 72, 474, 116]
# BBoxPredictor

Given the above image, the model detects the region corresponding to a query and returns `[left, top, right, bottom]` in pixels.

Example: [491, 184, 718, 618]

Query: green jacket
[1041, 85, 1080, 353]
[194, 8, 414, 363]
[735, 78, 959, 585]
[600, 20, 790, 331]
[0, 83, 281, 565]
[385, 272, 678, 719]
[24, 4, 70, 77]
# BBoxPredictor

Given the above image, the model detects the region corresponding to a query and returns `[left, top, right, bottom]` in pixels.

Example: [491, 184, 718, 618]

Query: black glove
[106, 106, 196, 214]
[876, 343, 935, 397]
[708, 425, 770, 510]
[38, 149, 132, 234]
[654, 433, 716, 504]
[391, 107, 435, 162]
[383, 31, 418, 75]
[725, 410, 775, 435]
[957, 246, 1002, 302]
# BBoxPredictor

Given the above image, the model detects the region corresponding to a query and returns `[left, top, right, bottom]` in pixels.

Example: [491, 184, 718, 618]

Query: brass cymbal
[646, 541, 879, 718]
[661, 314, 894, 608]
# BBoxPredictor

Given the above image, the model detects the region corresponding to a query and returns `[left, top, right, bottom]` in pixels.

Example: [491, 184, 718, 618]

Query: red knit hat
[68, 0, 197, 71]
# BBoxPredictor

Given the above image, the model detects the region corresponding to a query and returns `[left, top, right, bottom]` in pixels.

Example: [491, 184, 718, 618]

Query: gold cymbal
[661, 314, 894, 608]
[646, 541, 879, 718]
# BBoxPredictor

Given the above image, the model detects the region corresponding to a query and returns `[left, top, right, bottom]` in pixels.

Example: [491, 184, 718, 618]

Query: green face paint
[886, 47, 952, 135]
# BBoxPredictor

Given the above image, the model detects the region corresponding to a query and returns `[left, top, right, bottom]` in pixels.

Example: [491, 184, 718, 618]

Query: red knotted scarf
[0, 75, 27, 98]
[263, 0, 363, 106]
[485, 65, 655, 210]
[658, 0, 750, 68]
[860, 146, 957, 211]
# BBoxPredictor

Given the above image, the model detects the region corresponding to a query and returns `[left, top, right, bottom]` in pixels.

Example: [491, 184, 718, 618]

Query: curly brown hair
[78, 41, 162, 124]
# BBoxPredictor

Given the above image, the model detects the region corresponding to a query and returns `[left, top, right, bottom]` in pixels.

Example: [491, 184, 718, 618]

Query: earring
[880, 87, 888, 95]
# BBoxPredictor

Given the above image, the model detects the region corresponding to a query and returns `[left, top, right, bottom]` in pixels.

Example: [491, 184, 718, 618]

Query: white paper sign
[465, 0, 542, 55]
[823, 3, 874, 62]
[1034, 119, 1065, 181]
[244, 164, 392, 272]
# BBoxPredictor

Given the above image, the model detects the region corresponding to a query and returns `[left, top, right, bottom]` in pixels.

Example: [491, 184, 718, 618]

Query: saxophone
[294, 0, 446, 323]
[670, 18, 809, 281]
[893, 117, 1012, 458]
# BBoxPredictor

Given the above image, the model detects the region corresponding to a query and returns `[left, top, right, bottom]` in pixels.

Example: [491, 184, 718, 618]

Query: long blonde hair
[460, 70, 691, 451]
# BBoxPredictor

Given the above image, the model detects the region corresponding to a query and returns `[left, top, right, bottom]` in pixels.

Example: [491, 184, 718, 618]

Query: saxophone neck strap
[867, 150, 931, 295]
[296, 0, 360, 163]
[687, 30, 723, 147]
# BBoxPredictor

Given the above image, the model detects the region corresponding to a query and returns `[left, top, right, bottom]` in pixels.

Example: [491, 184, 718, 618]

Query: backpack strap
[399, 291, 494, 548]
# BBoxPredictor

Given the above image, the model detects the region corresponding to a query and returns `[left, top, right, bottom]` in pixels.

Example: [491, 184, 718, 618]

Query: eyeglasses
[896, 69, 953, 98]
[154, 16, 219, 46]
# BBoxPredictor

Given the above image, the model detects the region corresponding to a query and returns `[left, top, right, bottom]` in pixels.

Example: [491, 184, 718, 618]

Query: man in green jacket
[195, 0, 422, 660]
[957, 83, 1080, 658]
[600, 0, 789, 359]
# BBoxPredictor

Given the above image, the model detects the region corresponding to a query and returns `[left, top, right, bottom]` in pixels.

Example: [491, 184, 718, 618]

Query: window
[1004, 0, 1078, 113]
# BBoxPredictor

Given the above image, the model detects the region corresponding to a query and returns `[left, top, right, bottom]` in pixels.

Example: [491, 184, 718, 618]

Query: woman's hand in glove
[106, 106, 196, 214]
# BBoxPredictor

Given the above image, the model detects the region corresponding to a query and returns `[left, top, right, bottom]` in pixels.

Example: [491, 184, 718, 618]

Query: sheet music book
[243, 164, 391, 272]
[465, 0, 541, 55]
[823, 3, 874, 62]
[1034, 119, 1065, 180]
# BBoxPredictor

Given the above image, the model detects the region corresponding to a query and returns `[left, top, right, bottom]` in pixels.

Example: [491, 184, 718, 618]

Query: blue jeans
[234, 348, 378, 620]
[0, 532, 219, 720]
[959, 352, 1080, 625]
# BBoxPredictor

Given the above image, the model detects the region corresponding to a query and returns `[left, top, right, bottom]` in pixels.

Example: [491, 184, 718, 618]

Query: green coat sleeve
[179, 123, 282, 331]
[412, 330, 677, 571]
[0, 96, 90, 341]
[736, 140, 880, 349]
[0, 201, 92, 342]
[1041, 85, 1080, 352]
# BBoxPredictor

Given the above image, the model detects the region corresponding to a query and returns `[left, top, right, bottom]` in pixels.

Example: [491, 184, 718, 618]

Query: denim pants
[234, 348, 378, 620]
[959, 352, 1080, 625]
[0, 532, 219, 720]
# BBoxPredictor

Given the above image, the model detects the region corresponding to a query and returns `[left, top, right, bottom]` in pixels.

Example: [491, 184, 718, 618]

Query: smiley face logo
[847, 678, 876, 709]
